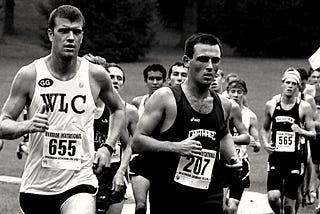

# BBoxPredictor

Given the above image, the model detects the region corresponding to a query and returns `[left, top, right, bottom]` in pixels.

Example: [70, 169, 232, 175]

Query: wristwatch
[100, 143, 115, 154]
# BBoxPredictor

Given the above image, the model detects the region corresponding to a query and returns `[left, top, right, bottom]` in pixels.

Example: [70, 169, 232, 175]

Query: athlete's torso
[20, 56, 98, 194]
[229, 106, 254, 159]
[269, 97, 302, 163]
[151, 85, 228, 190]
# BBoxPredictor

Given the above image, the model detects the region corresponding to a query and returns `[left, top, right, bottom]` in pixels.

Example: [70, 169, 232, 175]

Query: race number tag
[111, 142, 121, 163]
[174, 149, 216, 189]
[235, 145, 246, 162]
[275, 131, 295, 152]
[42, 130, 83, 170]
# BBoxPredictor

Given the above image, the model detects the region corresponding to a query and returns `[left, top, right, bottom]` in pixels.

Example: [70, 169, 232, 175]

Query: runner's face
[308, 70, 320, 85]
[281, 78, 299, 97]
[228, 87, 244, 104]
[210, 70, 224, 92]
[186, 43, 220, 86]
[48, 17, 83, 60]
[169, 65, 188, 86]
[146, 71, 165, 94]
[109, 66, 124, 91]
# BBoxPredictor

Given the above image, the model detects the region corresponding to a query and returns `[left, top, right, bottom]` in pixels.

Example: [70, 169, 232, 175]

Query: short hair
[168, 62, 187, 78]
[296, 68, 308, 81]
[225, 73, 239, 84]
[227, 78, 248, 94]
[83, 54, 125, 83]
[143, 64, 167, 82]
[48, 5, 85, 30]
[308, 67, 320, 77]
[105, 63, 125, 83]
[184, 33, 221, 58]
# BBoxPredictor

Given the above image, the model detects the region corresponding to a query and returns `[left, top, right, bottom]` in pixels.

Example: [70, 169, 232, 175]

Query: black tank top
[151, 85, 228, 188]
[93, 102, 126, 151]
[269, 97, 302, 162]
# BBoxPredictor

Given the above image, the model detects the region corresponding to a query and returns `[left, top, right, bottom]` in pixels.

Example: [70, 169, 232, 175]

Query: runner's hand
[264, 142, 275, 154]
[93, 147, 112, 174]
[27, 104, 49, 133]
[176, 134, 202, 157]
[112, 172, 126, 192]
[249, 136, 260, 152]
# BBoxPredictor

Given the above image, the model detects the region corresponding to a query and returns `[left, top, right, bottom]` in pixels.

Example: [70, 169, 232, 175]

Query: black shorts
[228, 157, 250, 200]
[19, 184, 97, 214]
[149, 180, 224, 214]
[129, 153, 153, 180]
[267, 161, 303, 199]
[310, 133, 320, 164]
[96, 162, 127, 214]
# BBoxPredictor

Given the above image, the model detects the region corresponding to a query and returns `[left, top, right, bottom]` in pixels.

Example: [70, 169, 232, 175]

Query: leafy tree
[0, 0, 4, 41]
[37, 0, 159, 62]
[201, 0, 320, 57]
[3, 0, 15, 35]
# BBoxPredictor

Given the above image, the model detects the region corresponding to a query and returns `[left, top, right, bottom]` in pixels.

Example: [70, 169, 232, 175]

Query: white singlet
[20, 56, 98, 195]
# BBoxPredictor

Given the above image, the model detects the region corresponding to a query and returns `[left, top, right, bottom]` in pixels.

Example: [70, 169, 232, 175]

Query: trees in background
[3, 0, 14, 34]
[0, 0, 4, 42]
[4, 0, 320, 59]
[204, 0, 320, 57]
[37, 0, 159, 62]
[159, 0, 320, 58]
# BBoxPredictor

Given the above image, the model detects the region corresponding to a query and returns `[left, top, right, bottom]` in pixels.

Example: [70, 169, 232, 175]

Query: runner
[132, 33, 242, 214]
[0, 5, 125, 214]
[224, 78, 261, 214]
[129, 63, 167, 214]
[84, 54, 139, 214]
[261, 68, 316, 214]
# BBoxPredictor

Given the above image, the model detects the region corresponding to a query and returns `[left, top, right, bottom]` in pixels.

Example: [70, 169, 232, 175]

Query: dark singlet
[94, 106, 110, 150]
[147, 85, 228, 214]
[151, 85, 228, 188]
[269, 98, 303, 164]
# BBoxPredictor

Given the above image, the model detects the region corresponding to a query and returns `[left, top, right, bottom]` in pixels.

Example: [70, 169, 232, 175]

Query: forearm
[260, 128, 270, 147]
[105, 109, 125, 148]
[220, 134, 239, 163]
[132, 133, 175, 153]
[299, 128, 316, 140]
[117, 144, 132, 175]
[0, 117, 28, 139]
[232, 133, 250, 145]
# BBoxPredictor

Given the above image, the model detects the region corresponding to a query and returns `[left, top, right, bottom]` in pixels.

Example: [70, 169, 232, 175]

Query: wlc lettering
[40, 93, 86, 114]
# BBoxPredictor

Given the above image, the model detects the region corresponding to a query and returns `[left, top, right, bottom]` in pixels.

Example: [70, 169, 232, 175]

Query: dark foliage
[198, 0, 320, 58]
[37, 0, 159, 62]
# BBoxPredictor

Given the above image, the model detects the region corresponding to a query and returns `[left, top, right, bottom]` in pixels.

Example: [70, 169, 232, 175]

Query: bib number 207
[182, 156, 210, 175]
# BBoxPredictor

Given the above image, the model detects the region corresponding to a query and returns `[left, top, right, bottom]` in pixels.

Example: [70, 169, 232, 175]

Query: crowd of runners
[1, 4, 320, 214]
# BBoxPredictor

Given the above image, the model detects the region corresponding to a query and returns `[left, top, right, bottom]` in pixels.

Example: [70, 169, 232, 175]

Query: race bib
[174, 149, 216, 189]
[275, 131, 295, 152]
[42, 130, 83, 170]
[235, 145, 246, 162]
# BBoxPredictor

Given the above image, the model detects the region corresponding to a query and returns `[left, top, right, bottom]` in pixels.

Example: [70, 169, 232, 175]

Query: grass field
[0, 0, 319, 213]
